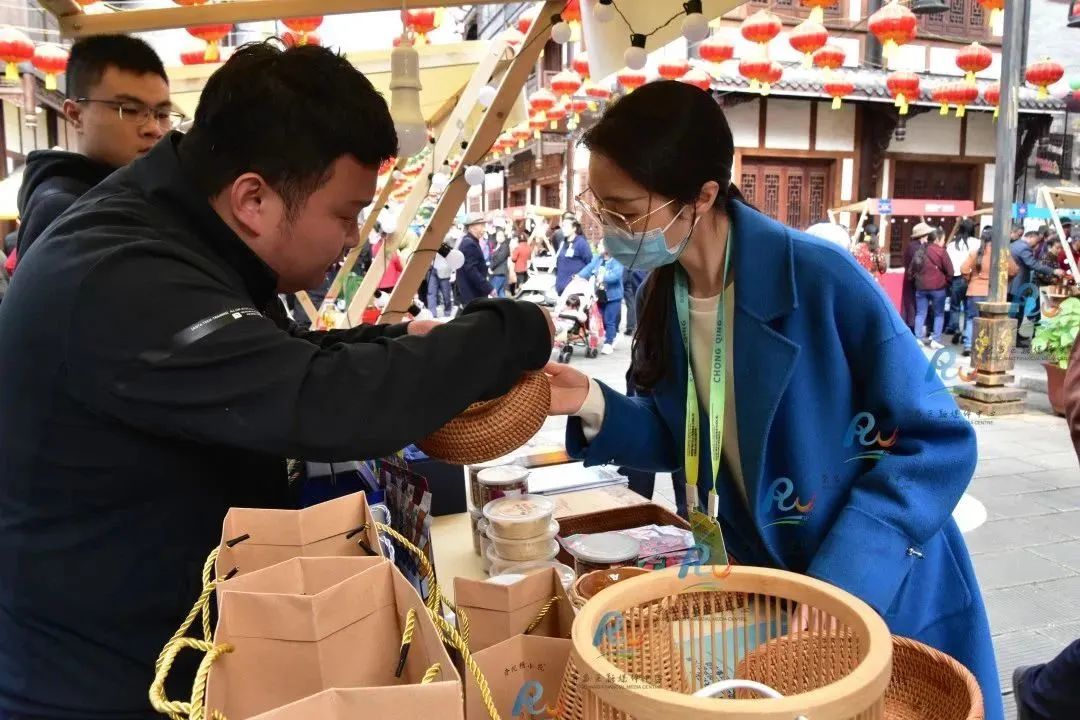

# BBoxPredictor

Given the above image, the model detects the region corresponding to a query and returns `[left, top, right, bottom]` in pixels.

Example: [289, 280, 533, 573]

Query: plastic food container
[483, 493, 555, 540]
[469, 509, 483, 555]
[467, 456, 519, 508]
[476, 465, 530, 509]
[492, 560, 576, 591]
[486, 520, 560, 562]
[480, 535, 493, 573]
[486, 540, 559, 571]
[564, 532, 642, 577]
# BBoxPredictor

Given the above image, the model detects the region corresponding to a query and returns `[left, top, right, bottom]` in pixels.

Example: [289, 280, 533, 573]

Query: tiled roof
[705, 64, 1065, 113]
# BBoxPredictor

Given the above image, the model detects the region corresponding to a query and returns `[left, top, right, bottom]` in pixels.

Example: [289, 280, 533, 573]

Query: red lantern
[698, 35, 734, 65]
[658, 58, 691, 81]
[813, 44, 846, 75]
[403, 9, 440, 44]
[789, 20, 828, 69]
[867, 1, 917, 67]
[955, 42, 992, 84]
[528, 88, 557, 113]
[741, 10, 782, 56]
[187, 24, 232, 62]
[739, 58, 772, 94]
[516, 8, 538, 35]
[1026, 57, 1064, 100]
[572, 52, 590, 80]
[680, 68, 712, 92]
[617, 68, 647, 92]
[528, 113, 546, 137]
[886, 71, 920, 115]
[976, 0, 1004, 35]
[949, 82, 978, 117]
[180, 48, 206, 65]
[570, 97, 590, 114]
[802, 0, 838, 24]
[823, 75, 855, 110]
[282, 16, 322, 46]
[501, 28, 524, 48]
[550, 70, 582, 97]
[763, 61, 783, 94]
[583, 80, 611, 111]
[0, 27, 33, 82]
[563, 0, 581, 25]
[283, 31, 320, 48]
[984, 82, 1000, 119]
[513, 124, 532, 148]
[31, 44, 67, 91]
[931, 84, 952, 116]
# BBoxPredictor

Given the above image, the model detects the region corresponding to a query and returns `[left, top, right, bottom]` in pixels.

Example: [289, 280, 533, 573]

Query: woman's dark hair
[572, 221, 584, 237]
[974, 234, 992, 275]
[954, 218, 976, 251]
[179, 42, 396, 218]
[581, 80, 742, 390]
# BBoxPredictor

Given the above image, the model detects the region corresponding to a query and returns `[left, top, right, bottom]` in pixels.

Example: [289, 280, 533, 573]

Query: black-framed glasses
[74, 98, 186, 130]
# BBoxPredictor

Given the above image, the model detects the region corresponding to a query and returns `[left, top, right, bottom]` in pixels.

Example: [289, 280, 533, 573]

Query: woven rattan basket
[562, 566, 894, 719]
[570, 567, 653, 610]
[417, 372, 550, 465]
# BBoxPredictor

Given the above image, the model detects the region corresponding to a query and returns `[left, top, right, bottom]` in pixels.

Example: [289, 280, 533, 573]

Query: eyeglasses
[575, 188, 677, 234]
[75, 98, 186, 130]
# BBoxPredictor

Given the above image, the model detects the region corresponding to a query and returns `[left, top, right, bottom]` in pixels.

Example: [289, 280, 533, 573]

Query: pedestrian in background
[426, 236, 462, 317]
[911, 226, 953, 349]
[456, 213, 493, 305]
[511, 234, 532, 289]
[488, 228, 510, 298]
[945, 219, 975, 341]
[578, 242, 624, 355]
[852, 223, 887, 282]
[960, 227, 1018, 357]
[1010, 229, 1064, 346]
[902, 222, 936, 331]
[554, 216, 592, 295]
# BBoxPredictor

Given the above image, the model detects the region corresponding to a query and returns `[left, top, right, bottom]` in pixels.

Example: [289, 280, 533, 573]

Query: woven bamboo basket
[562, 566, 894, 720]
[417, 372, 550, 465]
[570, 567, 653, 610]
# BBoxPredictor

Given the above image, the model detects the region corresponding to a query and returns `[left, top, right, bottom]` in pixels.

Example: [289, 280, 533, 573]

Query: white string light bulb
[624, 33, 648, 70]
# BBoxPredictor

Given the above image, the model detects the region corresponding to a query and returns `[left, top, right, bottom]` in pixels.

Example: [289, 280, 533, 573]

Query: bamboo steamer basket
[562, 566, 893, 720]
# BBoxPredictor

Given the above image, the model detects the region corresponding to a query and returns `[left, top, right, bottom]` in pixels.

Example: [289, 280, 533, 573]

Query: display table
[431, 484, 651, 601]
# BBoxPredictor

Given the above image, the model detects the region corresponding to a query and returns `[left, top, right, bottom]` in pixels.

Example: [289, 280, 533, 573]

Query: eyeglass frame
[574, 188, 679, 234]
[73, 98, 187, 130]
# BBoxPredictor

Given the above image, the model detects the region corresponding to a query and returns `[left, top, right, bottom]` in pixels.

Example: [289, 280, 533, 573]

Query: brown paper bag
[464, 635, 571, 720]
[454, 569, 574, 653]
[249, 685, 463, 720]
[203, 556, 460, 720]
[214, 491, 382, 580]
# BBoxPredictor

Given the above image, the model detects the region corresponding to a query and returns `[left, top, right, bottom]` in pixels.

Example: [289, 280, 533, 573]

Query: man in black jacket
[14, 35, 173, 266]
[0, 43, 552, 720]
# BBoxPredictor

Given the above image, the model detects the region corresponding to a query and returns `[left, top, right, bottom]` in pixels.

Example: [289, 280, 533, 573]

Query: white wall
[887, 111, 961, 155]
[726, 99, 760, 148]
[927, 47, 1001, 81]
[982, 164, 995, 204]
[765, 99, 811, 150]
[965, 111, 997, 156]
[815, 102, 855, 152]
[841, 157, 855, 201]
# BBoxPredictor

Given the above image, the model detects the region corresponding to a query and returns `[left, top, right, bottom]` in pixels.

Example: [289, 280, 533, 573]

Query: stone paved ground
[534, 320, 1079, 719]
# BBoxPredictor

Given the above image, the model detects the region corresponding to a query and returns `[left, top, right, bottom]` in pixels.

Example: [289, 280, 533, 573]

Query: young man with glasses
[14, 34, 175, 264]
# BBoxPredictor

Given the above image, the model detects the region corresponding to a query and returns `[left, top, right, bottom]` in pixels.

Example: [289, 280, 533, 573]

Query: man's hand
[407, 319, 440, 336]
[545, 361, 590, 415]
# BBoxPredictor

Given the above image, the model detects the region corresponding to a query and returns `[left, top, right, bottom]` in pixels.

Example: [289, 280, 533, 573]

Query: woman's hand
[545, 361, 591, 415]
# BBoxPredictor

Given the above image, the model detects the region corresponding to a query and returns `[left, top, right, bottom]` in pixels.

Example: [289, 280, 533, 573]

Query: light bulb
[551, 20, 572, 44]
[625, 34, 648, 70]
[682, 13, 710, 42]
[389, 39, 427, 157]
[464, 165, 485, 186]
[594, 0, 615, 23]
[431, 173, 450, 191]
[477, 84, 498, 108]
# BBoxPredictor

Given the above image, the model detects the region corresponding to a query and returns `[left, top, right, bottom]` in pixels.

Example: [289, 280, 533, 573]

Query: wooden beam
[379, 0, 562, 323]
[59, 0, 508, 38]
[294, 290, 320, 324]
[36, 0, 82, 19]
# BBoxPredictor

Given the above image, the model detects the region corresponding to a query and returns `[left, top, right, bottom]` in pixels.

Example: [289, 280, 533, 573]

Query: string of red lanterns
[824, 75, 855, 110]
[281, 16, 322, 46]
[867, 0, 917, 68]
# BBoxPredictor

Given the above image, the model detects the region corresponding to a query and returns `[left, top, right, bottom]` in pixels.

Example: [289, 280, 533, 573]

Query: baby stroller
[553, 276, 602, 363]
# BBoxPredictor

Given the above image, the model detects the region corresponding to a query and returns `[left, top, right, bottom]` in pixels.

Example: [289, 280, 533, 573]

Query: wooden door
[740, 159, 832, 231]
[890, 161, 976, 265]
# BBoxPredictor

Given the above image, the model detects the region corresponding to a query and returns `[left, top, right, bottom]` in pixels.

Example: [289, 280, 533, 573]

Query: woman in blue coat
[554, 218, 592, 295]
[578, 246, 624, 355]
[547, 81, 1002, 720]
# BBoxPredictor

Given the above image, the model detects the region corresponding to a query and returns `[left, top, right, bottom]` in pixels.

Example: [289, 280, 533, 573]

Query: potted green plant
[1031, 296, 1080, 416]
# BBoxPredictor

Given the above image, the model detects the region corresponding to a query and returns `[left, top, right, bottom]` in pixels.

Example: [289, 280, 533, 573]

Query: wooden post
[379, 0, 563, 324]
[345, 38, 513, 325]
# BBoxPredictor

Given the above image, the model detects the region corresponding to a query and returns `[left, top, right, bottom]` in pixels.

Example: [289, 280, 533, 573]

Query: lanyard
[673, 234, 731, 523]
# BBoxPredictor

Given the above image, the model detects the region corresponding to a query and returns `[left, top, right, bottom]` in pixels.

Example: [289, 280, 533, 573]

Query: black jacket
[489, 239, 510, 276]
[457, 233, 493, 303]
[0, 134, 551, 719]
[15, 149, 115, 261]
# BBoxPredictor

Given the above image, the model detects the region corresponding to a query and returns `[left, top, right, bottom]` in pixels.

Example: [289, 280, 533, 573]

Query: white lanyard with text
[673, 233, 731, 564]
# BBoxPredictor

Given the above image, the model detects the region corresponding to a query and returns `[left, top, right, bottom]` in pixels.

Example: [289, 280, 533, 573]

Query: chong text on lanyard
[673, 234, 731, 557]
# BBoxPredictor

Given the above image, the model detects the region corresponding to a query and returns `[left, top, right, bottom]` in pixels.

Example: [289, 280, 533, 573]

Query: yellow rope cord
[457, 605, 471, 647]
[150, 637, 211, 719]
[376, 523, 442, 613]
[427, 608, 501, 720]
[189, 641, 234, 720]
[395, 608, 418, 677]
[155, 548, 219, 675]
[524, 596, 560, 635]
[420, 662, 442, 684]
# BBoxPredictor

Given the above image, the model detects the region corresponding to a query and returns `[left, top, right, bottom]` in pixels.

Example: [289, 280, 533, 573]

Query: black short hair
[67, 34, 167, 99]
[178, 42, 397, 216]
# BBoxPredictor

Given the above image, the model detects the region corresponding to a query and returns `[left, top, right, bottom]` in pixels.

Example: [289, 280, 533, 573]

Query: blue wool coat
[567, 201, 1003, 720]
[578, 255, 625, 303]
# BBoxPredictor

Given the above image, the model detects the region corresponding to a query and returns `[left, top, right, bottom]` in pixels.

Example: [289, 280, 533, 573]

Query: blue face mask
[603, 207, 699, 271]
